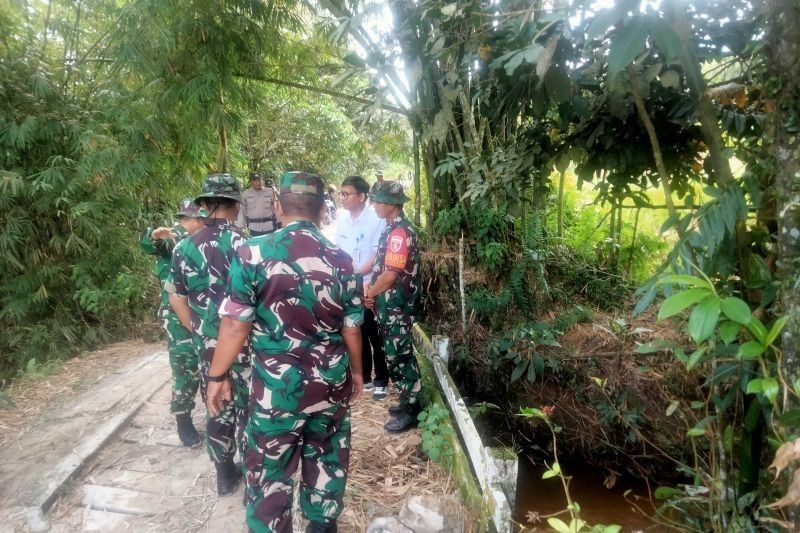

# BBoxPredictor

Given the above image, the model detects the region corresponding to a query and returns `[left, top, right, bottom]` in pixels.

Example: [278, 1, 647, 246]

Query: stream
[514, 458, 662, 531]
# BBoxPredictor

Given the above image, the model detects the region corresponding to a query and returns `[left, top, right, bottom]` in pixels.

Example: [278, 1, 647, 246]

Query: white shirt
[335, 205, 386, 284]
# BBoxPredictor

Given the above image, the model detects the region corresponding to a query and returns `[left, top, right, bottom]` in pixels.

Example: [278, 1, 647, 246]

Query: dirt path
[1, 344, 454, 532]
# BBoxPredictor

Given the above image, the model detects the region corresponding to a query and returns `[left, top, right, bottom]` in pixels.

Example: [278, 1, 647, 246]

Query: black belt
[247, 217, 275, 223]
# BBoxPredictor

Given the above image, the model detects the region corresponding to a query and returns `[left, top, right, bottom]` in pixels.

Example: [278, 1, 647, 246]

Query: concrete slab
[82, 483, 179, 515]
[0, 348, 170, 531]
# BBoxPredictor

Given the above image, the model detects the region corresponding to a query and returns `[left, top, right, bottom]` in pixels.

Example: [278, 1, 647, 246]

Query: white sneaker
[363, 381, 374, 390]
[372, 386, 388, 401]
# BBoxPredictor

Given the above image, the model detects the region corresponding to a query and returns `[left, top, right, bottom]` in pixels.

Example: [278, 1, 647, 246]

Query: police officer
[207, 171, 364, 532]
[365, 181, 422, 433]
[165, 174, 252, 496]
[139, 199, 207, 447]
[236, 172, 278, 236]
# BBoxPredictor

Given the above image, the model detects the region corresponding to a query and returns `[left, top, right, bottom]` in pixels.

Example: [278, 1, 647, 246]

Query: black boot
[175, 413, 201, 447]
[384, 403, 421, 434]
[307, 521, 337, 532]
[388, 403, 405, 416]
[215, 459, 242, 495]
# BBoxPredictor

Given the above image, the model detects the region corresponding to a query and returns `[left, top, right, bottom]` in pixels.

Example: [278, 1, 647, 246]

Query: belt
[247, 217, 275, 223]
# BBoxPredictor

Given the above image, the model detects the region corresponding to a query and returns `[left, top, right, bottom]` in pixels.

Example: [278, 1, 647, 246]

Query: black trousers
[362, 307, 388, 386]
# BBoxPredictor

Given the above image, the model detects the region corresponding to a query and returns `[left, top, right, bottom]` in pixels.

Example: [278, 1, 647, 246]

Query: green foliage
[0, 6, 173, 377]
[418, 403, 456, 467]
[647, 273, 793, 529]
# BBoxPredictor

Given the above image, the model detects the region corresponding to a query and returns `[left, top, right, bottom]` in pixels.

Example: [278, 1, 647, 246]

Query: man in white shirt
[335, 175, 389, 400]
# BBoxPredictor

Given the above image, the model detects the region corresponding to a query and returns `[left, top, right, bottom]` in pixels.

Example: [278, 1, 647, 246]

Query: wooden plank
[413, 325, 518, 533]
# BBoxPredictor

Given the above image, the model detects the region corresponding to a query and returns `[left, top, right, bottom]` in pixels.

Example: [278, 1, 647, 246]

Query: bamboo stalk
[459, 232, 467, 341]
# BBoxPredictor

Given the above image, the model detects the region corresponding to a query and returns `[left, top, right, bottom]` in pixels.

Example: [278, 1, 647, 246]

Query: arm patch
[384, 228, 408, 270]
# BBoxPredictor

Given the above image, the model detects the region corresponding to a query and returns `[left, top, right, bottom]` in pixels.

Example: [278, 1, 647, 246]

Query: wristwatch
[207, 372, 229, 383]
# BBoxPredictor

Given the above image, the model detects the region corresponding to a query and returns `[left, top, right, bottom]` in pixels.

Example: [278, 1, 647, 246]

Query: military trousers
[379, 323, 421, 405]
[245, 403, 351, 533]
[196, 337, 251, 466]
[160, 312, 200, 415]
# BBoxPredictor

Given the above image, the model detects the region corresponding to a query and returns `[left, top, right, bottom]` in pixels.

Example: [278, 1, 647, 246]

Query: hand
[207, 378, 232, 417]
[151, 226, 173, 240]
[364, 287, 375, 311]
[351, 373, 364, 402]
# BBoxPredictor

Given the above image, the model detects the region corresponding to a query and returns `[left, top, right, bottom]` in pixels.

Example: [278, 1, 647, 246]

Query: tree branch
[234, 73, 408, 116]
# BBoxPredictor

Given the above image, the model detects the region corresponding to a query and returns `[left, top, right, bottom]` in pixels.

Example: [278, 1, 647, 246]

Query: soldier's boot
[215, 459, 242, 496]
[384, 403, 421, 434]
[175, 413, 201, 447]
[306, 521, 337, 532]
[388, 403, 405, 416]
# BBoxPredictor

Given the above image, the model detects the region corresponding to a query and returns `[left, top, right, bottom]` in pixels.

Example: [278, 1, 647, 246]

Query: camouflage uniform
[370, 182, 422, 407]
[165, 176, 252, 466]
[139, 200, 205, 415]
[220, 172, 363, 532]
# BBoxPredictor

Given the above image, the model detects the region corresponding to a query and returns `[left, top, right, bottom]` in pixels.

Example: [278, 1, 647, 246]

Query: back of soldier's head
[278, 172, 324, 219]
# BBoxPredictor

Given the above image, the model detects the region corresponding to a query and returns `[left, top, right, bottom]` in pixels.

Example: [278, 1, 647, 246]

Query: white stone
[367, 517, 413, 533]
[399, 495, 464, 533]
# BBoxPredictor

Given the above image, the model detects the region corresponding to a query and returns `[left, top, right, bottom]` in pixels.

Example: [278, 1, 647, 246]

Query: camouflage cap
[369, 180, 409, 205]
[175, 198, 209, 218]
[279, 171, 324, 197]
[194, 173, 243, 204]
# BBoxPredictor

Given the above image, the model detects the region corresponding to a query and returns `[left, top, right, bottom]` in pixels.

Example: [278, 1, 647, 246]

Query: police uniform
[165, 174, 252, 491]
[139, 199, 206, 446]
[220, 172, 363, 532]
[236, 173, 278, 236]
[369, 181, 422, 432]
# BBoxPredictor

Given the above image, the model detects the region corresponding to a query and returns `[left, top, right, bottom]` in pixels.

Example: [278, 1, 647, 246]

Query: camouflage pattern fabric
[372, 214, 422, 404]
[379, 323, 421, 404]
[219, 219, 363, 531]
[369, 179, 410, 205]
[165, 218, 251, 464]
[194, 172, 243, 204]
[139, 224, 199, 415]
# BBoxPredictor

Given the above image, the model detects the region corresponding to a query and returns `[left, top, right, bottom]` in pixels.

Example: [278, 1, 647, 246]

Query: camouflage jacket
[220, 220, 364, 411]
[165, 219, 247, 341]
[139, 223, 189, 316]
[372, 214, 420, 326]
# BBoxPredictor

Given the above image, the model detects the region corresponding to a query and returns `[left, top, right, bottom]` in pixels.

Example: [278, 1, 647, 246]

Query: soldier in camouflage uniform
[139, 199, 207, 447]
[207, 171, 364, 532]
[365, 181, 422, 433]
[165, 174, 252, 495]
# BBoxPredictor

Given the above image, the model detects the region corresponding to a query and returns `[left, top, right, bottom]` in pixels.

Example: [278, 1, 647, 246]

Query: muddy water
[514, 459, 662, 531]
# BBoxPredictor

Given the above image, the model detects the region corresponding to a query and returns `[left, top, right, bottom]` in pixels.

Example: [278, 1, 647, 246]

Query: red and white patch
[385, 228, 408, 270]
[389, 235, 404, 253]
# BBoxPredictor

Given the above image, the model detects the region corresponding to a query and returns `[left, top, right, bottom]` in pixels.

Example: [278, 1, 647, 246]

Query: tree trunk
[767, 0, 800, 419]
[766, 0, 800, 526]
[413, 129, 421, 227]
